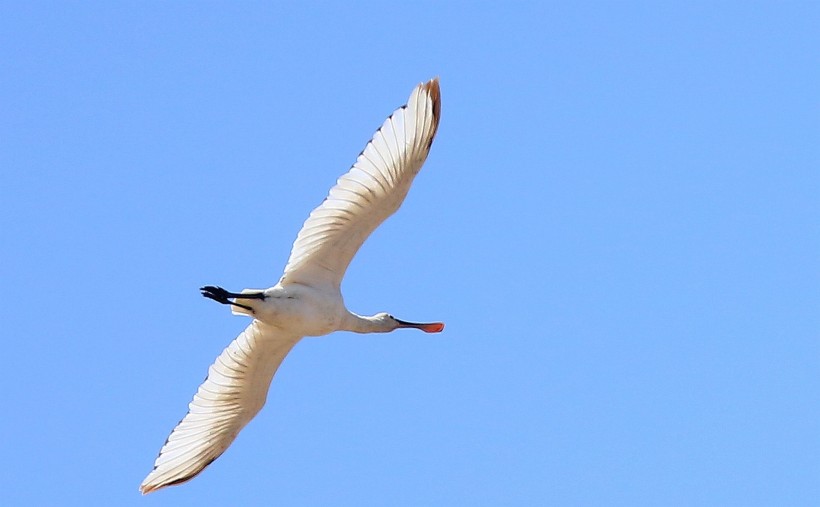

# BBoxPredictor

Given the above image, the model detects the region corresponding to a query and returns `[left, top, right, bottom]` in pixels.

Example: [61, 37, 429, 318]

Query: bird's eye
[387, 314, 395, 319]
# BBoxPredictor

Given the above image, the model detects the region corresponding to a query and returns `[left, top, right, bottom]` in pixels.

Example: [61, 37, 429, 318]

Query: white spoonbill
[140, 79, 443, 494]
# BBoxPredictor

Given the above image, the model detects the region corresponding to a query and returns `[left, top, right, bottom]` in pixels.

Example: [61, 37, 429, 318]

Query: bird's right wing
[140, 320, 301, 494]
[279, 79, 441, 290]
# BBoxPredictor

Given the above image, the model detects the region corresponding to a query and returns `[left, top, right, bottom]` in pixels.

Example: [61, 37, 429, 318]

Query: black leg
[201, 286, 267, 300]
[200, 286, 233, 304]
[200, 286, 266, 312]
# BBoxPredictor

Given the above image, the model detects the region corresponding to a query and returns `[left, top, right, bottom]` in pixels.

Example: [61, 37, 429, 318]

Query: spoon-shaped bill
[395, 318, 445, 333]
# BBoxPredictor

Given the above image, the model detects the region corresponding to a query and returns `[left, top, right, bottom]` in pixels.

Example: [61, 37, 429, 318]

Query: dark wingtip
[423, 77, 441, 123]
[140, 455, 219, 494]
[421, 78, 441, 148]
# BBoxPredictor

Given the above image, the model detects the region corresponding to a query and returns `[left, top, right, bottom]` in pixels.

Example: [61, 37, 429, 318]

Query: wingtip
[138, 471, 194, 495]
[422, 77, 441, 121]
[139, 471, 156, 494]
[140, 472, 165, 495]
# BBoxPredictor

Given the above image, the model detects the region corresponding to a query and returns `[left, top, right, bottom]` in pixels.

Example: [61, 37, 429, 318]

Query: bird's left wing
[279, 78, 441, 290]
[140, 320, 301, 494]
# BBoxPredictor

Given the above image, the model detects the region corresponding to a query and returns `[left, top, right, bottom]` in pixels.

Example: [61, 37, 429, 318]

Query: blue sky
[1, 2, 818, 505]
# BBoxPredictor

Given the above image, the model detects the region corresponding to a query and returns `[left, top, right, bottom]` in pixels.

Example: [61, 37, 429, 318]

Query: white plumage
[141, 79, 443, 494]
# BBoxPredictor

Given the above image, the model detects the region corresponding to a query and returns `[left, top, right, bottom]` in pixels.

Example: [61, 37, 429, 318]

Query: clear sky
[1, 2, 818, 506]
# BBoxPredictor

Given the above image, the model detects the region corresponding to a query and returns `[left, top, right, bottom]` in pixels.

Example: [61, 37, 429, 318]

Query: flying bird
[140, 79, 443, 494]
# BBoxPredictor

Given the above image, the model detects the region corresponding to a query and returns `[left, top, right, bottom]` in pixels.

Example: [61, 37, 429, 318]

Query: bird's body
[238, 284, 345, 335]
[140, 79, 443, 494]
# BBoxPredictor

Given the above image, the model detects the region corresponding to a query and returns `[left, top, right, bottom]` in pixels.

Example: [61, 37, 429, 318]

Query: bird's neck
[341, 312, 392, 334]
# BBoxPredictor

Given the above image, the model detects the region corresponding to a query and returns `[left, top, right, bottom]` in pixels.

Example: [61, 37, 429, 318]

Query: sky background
[1, 2, 818, 506]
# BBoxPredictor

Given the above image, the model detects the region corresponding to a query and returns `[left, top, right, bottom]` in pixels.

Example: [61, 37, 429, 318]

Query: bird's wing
[280, 78, 441, 290]
[140, 320, 301, 494]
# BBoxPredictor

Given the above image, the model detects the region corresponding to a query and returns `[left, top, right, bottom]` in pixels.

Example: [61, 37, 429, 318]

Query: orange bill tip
[421, 322, 445, 333]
